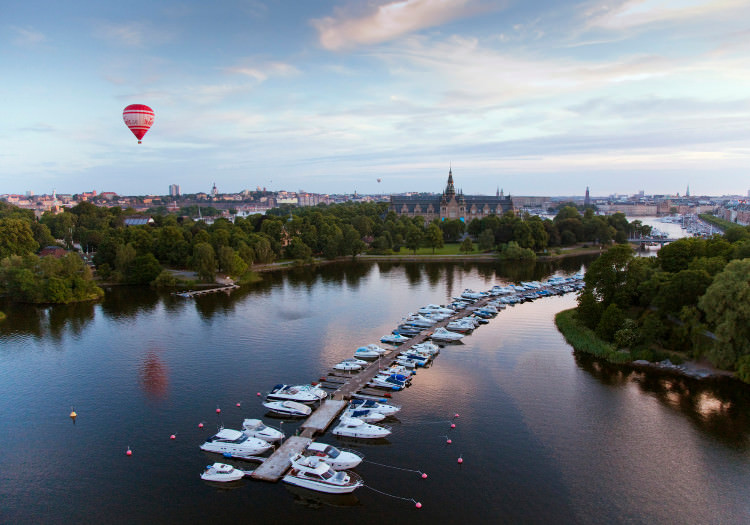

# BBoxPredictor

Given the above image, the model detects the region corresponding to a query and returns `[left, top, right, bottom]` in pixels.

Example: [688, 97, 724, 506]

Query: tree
[596, 303, 625, 342]
[341, 225, 365, 260]
[460, 237, 474, 254]
[405, 225, 423, 254]
[192, 242, 216, 281]
[425, 224, 444, 254]
[654, 269, 712, 315]
[698, 259, 750, 368]
[285, 237, 312, 260]
[440, 219, 464, 242]
[0, 218, 39, 258]
[478, 228, 495, 251]
[583, 244, 634, 307]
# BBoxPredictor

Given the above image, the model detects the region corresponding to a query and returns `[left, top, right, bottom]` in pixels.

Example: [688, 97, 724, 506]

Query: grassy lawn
[398, 243, 487, 256]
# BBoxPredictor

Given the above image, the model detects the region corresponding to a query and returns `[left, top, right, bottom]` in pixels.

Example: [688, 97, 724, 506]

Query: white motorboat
[354, 347, 380, 359]
[380, 334, 409, 345]
[340, 407, 386, 423]
[199, 428, 272, 458]
[418, 304, 455, 315]
[403, 315, 436, 327]
[242, 418, 285, 442]
[370, 374, 406, 390]
[363, 343, 389, 354]
[446, 319, 476, 332]
[305, 442, 364, 470]
[200, 462, 247, 482]
[430, 327, 464, 342]
[283, 453, 363, 494]
[381, 364, 415, 377]
[267, 384, 320, 404]
[461, 289, 488, 299]
[332, 417, 392, 439]
[395, 357, 417, 369]
[334, 361, 362, 371]
[293, 384, 328, 400]
[348, 399, 401, 416]
[340, 357, 368, 366]
[263, 400, 313, 417]
[411, 342, 440, 354]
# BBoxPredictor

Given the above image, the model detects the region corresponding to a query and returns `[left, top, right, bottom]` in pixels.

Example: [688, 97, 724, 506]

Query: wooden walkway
[250, 436, 311, 482]
[300, 400, 347, 437]
[173, 284, 239, 298]
[250, 294, 495, 482]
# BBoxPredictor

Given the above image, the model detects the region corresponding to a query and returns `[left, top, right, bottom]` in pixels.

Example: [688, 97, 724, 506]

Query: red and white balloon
[122, 104, 155, 144]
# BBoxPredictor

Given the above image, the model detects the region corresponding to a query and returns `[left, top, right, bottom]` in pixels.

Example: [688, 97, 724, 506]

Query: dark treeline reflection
[0, 300, 95, 342]
[3, 257, 595, 337]
[574, 352, 750, 449]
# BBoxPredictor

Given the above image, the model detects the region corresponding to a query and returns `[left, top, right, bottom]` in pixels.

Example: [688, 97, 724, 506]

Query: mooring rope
[363, 484, 418, 503]
[363, 459, 424, 474]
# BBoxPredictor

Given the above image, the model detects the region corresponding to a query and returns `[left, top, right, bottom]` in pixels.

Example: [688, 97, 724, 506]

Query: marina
[3, 260, 749, 524]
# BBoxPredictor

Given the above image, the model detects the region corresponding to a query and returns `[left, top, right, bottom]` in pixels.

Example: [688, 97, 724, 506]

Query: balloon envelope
[123, 104, 155, 143]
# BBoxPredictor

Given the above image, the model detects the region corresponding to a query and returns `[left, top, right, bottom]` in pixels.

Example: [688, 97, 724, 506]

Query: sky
[3, 0, 750, 197]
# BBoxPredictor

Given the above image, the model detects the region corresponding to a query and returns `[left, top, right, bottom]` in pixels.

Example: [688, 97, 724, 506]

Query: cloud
[11, 26, 46, 47]
[92, 21, 173, 48]
[586, 0, 748, 30]
[311, 0, 495, 50]
[224, 61, 300, 82]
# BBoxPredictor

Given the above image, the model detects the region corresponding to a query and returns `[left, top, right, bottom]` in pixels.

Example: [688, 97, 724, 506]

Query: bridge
[627, 237, 678, 245]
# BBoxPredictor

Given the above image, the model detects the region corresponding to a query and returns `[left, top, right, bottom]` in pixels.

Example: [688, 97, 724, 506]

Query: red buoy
[451, 423, 456, 429]
[236, 402, 241, 407]
[447, 439, 452, 444]
[257, 392, 261, 396]
[415, 502, 422, 509]
[126, 447, 132, 456]
[170, 434, 176, 440]
[458, 457, 463, 464]
[421, 473, 428, 479]
[454, 413, 460, 418]
[198, 422, 204, 428]
[216, 408, 221, 414]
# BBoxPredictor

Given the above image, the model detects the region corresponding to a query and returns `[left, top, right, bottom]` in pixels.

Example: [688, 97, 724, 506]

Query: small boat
[263, 400, 313, 417]
[341, 407, 386, 423]
[305, 442, 364, 470]
[348, 398, 401, 416]
[446, 320, 475, 333]
[332, 417, 392, 439]
[199, 428, 273, 458]
[430, 327, 464, 342]
[200, 462, 247, 482]
[354, 347, 380, 359]
[380, 334, 409, 345]
[242, 418, 285, 442]
[334, 361, 362, 371]
[363, 343, 388, 354]
[418, 304, 455, 315]
[403, 315, 436, 327]
[411, 342, 440, 354]
[283, 454, 363, 494]
[267, 384, 320, 404]
[370, 374, 406, 390]
[293, 384, 328, 400]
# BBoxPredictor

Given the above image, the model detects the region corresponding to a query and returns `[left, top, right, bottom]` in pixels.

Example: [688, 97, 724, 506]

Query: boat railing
[340, 448, 365, 460]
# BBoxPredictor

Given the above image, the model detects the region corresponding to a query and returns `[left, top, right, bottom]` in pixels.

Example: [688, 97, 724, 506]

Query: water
[1, 260, 749, 524]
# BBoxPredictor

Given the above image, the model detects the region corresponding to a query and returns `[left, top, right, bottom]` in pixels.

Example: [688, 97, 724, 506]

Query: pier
[173, 284, 239, 298]
[248, 294, 494, 482]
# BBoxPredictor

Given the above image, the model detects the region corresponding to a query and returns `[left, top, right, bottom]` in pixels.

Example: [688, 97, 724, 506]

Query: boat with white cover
[334, 361, 362, 371]
[262, 400, 312, 417]
[430, 327, 464, 342]
[242, 418, 285, 442]
[418, 304, 455, 315]
[354, 347, 380, 359]
[283, 453, 363, 494]
[293, 384, 328, 400]
[305, 442, 364, 470]
[199, 428, 272, 458]
[380, 333, 409, 345]
[363, 343, 388, 354]
[200, 462, 248, 482]
[411, 342, 440, 354]
[340, 407, 386, 423]
[348, 399, 401, 416]
[332, 417, 392, 439]
[267, 384, 320, 404]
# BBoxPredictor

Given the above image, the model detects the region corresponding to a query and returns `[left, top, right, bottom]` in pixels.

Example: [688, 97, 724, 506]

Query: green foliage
[151, 270, 178, 288]
[555, 309, 628, 363]
[698, 259, 750, 368]
[576, 290, 602, 329]
[192, 242, 216, 282]
[736, 355, 750, 384]
[425, 223, 444, 254]
[459, 237, 473, 254]
[497, 241, 536, 261]
[583, 244, 634, 307]
[613, 319, 638, 349]
[0, 218, 39, 258]
[653, 269, 712, 314]
[478, 228, 495, 251]
[596, 303, 625, 342]
[0, 253, 103, 304]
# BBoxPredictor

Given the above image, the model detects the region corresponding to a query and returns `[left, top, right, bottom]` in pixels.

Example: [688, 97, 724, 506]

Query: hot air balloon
[377, 178, 382, 183]
[122, 104, 155, 144]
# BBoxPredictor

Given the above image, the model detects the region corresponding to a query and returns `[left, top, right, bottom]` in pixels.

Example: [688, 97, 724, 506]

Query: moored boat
[262, 400, 313, 417]
[242, 418, 285, 442]
[305, 442, 364, 470]
[199, 428, 273, 458]
[282, 453, 363, 494]
[200, 462, 248, 482]
[267, 384, 320, 404]
[332, 417, 392, 439]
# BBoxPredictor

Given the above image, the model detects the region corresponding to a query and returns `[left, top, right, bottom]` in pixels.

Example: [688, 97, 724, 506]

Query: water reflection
[575, 353, 750, 448]
[139, 351, 169, 399]
[100, 286, 159, 318]
[0, 301, 95, 342]
[284, 484, 361, 508]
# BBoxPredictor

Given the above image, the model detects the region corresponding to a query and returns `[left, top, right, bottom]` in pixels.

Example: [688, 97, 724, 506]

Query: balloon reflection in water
[139, 352, 169, 399]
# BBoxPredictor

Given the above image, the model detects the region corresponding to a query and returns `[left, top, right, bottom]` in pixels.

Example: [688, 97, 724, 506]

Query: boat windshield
[321, 469, 334, 480]
[324, 445, 340, 458]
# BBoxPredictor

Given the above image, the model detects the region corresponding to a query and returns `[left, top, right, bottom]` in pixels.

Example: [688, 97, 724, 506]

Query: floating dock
[173, 284, 239, 298]
[250, 436, 311, 482]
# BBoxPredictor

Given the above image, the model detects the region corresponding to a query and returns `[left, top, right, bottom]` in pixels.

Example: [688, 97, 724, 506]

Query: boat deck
[250, 436, 311, 482]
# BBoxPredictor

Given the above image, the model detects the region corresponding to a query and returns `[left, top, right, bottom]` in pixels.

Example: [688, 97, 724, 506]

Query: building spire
[445, 166, 455, 198]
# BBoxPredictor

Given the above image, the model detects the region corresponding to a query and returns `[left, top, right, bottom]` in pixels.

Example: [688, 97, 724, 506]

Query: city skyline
[4, 1, 750, 196]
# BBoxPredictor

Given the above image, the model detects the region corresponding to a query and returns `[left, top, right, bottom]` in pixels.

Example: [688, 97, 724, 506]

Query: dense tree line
[1, 200, 641, 296]
[574, 225, 750, 381]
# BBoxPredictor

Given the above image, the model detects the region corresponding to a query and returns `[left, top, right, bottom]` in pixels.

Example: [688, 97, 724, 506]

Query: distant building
[390, 168, 513, 223]
[584, 187, 590, 207]
[169, 184, 181, 197]
[123, 215, 155, 227]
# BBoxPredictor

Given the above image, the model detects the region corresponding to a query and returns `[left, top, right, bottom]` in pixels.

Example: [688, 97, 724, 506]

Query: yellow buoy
[70, 410, 77, 419]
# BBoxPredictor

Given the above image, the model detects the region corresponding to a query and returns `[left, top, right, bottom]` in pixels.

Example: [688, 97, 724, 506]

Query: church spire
[445, 167, 456, 198]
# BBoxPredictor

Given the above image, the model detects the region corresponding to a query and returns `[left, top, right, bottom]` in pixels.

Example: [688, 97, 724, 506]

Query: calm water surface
[1, 259, 749, 524]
